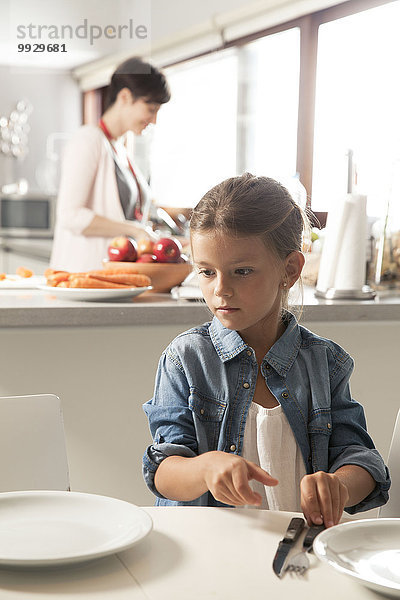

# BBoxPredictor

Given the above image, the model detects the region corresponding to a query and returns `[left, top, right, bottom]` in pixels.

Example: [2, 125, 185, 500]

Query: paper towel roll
[316, 194, 367, 293]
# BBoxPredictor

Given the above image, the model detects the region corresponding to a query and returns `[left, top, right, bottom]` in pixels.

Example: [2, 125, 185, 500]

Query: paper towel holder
[315, 285, 376, 300]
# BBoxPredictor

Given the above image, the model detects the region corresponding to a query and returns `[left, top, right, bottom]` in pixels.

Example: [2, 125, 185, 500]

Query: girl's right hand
[200, 451, 278, 506]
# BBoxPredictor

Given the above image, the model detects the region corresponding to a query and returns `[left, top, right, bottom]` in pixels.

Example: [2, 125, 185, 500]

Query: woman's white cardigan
[50, 125, 150, 272]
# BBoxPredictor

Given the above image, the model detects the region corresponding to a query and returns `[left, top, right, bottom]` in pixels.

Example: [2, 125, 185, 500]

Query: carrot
[69, 277, 130, 289]
[46, 272, 70, 286]
[89, 269, 138, 278]
[88, 269, 138, 277]
[89, 273, 151, 287]
[44, 268, 65, 278]
[16, 266, 33, 278]
[0, 273, 6, 281]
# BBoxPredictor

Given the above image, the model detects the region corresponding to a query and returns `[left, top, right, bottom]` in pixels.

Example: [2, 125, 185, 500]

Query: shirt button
[243, 382, 250, 389]
[200, 409, 205, 415]
[230, 444, 236, 452]
[265, 364, 271, 370]
[247, 350, 252, 356]
[282, 391, 289, 398]
[327, 423, 331, 429]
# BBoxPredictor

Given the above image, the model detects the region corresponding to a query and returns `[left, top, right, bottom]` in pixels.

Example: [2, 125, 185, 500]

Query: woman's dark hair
[105, 57, 171, 109]
[190, 172, 310, 311]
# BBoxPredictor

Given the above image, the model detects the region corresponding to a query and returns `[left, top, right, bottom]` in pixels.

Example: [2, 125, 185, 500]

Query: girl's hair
[190, 172, 310, 312]
[105, 57, 171, 109]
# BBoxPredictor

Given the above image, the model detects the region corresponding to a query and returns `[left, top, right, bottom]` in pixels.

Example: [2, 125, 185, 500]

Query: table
[0, 553, 145, 599]
[119, 507, 382, 599]
[0, 507, 381, 599]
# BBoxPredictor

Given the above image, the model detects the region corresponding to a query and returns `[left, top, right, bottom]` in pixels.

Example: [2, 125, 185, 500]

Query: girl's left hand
[300, 471, 349, 528]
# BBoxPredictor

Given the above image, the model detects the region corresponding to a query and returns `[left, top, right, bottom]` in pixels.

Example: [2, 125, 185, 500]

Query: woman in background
[50, 57, 170, 272]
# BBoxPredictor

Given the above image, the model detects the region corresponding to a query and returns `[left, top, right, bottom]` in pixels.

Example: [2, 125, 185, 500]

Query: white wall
[0, 66, 81, 192]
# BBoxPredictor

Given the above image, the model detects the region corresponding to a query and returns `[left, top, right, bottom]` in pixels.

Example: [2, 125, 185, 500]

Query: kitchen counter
[0, 289, 209, 327]
[0, 286, 399, 328]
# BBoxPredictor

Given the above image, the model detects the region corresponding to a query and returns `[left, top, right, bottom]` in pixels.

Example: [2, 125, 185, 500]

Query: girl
[143, 173, 390, 527]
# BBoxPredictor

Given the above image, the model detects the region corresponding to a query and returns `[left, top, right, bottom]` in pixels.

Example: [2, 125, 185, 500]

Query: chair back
[0, 394, 69, 492]
[379, 409, 400, 517]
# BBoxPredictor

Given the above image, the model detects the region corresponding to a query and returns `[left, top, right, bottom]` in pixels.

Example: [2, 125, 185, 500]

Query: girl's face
[192, 231, 302, 342]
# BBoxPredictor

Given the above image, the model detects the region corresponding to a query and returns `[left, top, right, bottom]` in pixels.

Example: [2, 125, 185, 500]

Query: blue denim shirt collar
[209, 317, 247, 362]
[209, 312, 302, 378]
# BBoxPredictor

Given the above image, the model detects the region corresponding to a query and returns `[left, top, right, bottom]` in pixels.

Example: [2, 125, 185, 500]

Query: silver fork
[285, 524, 325, 575]
[285, 545, 313, 575]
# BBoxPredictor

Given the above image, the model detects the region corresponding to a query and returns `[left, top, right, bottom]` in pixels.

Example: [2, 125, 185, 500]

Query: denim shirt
[143, 313, 390, 512]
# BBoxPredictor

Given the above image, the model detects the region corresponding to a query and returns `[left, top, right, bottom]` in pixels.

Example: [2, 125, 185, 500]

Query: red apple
[137, 254, 157, 263]
[153, 237, 181, 263]
[137, 238, 154, 257]
[108, 237, 137, 262]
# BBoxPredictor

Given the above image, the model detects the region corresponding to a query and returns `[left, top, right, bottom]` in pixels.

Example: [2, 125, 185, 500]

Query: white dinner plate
[0, 490, 153, 568]
[0, 275, 46, 289]
[314, 518, 400, 598]
[36, 284, 152, 301]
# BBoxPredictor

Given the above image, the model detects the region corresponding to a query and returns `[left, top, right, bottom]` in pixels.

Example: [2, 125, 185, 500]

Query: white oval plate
[0, 275, 46, 289]
[0, 491, 152, 568]
[37, 284, 152, 301]
[314, 518, 400, 598]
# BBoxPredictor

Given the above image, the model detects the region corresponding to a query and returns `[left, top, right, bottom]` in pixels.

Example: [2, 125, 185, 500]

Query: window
[312, 1, 400, 216]
[149, 50, 238, 208]
[149, 28, 300, 208]
[135, 0, 398, 217]
[239, 27, 300, 181]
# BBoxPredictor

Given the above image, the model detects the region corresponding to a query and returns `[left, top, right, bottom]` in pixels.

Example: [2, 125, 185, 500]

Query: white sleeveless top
[241, 402, 307, 511]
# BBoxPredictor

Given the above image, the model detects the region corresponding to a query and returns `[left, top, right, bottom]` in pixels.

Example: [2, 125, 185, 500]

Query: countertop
[0, 286, 399, 327]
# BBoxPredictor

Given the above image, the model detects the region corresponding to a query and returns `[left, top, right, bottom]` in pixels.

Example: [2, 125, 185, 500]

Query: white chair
[0, 394, 69, 492]
[379, 409, 400, 517]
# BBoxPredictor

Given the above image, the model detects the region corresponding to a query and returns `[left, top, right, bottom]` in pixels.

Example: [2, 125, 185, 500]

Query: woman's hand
[300, 471, 349, 528]
[201, 451, 278, 506]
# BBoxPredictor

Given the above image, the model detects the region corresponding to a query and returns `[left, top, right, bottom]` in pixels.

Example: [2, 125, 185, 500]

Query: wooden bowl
[103, 260, 193, 293]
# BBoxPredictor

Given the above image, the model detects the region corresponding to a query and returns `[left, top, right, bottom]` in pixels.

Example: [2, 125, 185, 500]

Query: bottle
[367, 158, 400, 291]
[368, 208, 400, 290]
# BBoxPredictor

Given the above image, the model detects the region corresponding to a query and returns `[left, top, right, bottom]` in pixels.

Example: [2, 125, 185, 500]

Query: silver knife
[272, 517, 305, 577]
[302, 523, 326, 551]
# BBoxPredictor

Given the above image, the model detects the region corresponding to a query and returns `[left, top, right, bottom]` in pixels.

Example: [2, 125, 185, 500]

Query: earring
[282, 282, 288, 288]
